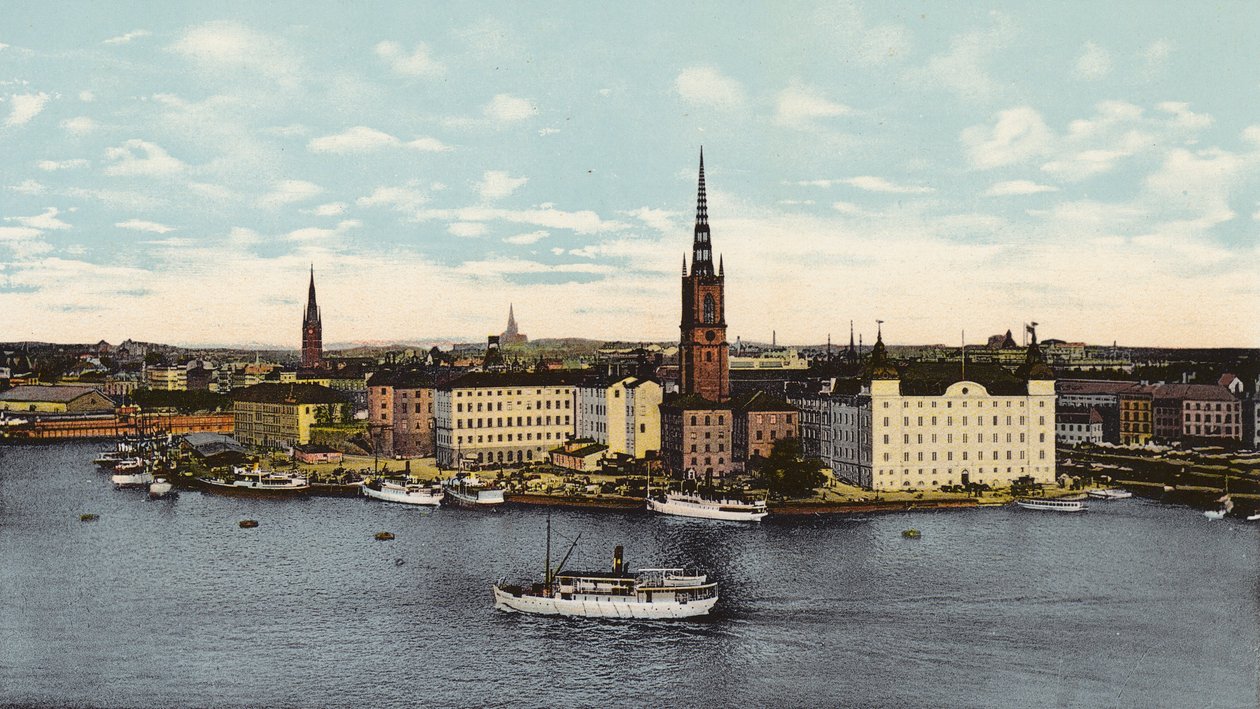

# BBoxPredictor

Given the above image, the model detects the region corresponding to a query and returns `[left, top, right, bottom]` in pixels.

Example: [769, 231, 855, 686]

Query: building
[500, 304, 528, 345]
[1244, 388, 1260, 450]
[434, 371, 580, 468]
[0, 385, 116, 414]
[790, 384, 873, 488]
[549, 439, 607, 472]
[1118, 385, 1156, 446]
[146, 365, 188, 391]
[1152, 383, 1242, 444]
[734, 391, 799, 464]
[365, 369, 437, 457]
[293, 444, 344, 464]
[575, 375, 662, 460]
[1056, 379, 1134, 444]
[861, 328, 1057, 491]
[231, 383, 346, 449]
[1056, 408, 1104, 446]
[301, 266, 323, 369]
[661, 397, 736, 480]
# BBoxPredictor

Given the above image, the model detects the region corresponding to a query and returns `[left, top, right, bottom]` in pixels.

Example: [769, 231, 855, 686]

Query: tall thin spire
[505, 304, 519, 335]
[690, 147, 714, 277]
[305, 265, 319, 324]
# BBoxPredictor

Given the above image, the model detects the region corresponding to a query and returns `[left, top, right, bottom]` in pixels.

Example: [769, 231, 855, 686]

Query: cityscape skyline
[2, 3, 1258, 348]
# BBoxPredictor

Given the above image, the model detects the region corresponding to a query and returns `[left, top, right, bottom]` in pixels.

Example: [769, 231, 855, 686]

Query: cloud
[623, 207, 679, 233]
[774, 83, 852, 129]
[257, 179, 323, 208]
[6, 92, 50, 126]
[78, 91, 95, 102]
[374, 40, 444, 77]
[413, 206, 627, 235]
[1074, 42, 1112, 80]
[0, 226, 43, 240]
[286, 219, 360, 241]
[984, 180, 1059, 197]
[311, 202, 346, 216]
[355, 184, 429, 212]
[104, 29, 151, 45]
[1139, 40, 1172, 79]
[8, 179, 45, 194]
[674, 66, 745, 108]
[168, 21, 297, 80]
[484, 94, 537, 124]
[961, 106, 1053, 169]
[842, 176, 934, 194]
[477, 170, 528, 200]
[115, 219, 175, 233]
[903, 12, 1017, 102]
[538, 127, 560, 136]
[1157, 101, 1213, 130]
[60, 116, 98, 135]
[103, 139, 185, 176]
[308, 126, 452, 153]
[37, 158, 89, 171]
[504, 230, 548, 245]
[188, 182, 234, 201]
[11, 207, 71, 230]
[448, 222, 487, 238]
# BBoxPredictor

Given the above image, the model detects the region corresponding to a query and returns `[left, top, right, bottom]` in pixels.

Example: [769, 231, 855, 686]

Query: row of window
[456, 431, 562, 445]
[456, 399, 569, 413]
[455, 415, 571, 429]
[884, 432, 1034, 445]
[882, 449, 1045, 462]
[882, 415, 1042, 427]
[883, 399, 1045, 409]
[454, 388, 568, 397]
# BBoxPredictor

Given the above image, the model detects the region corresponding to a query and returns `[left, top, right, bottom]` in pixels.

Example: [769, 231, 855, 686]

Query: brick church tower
[301, 266, 323, 369]
[679, 149, 730, 403]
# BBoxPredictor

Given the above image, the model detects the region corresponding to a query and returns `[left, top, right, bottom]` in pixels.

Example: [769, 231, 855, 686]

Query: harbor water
[1, 443, 1257, 708]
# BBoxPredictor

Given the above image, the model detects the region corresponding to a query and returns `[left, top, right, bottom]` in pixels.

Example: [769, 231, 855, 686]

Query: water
[1, 443, 1257, 708]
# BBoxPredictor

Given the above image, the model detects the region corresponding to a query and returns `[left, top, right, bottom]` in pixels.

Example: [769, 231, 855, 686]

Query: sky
[1, 2, 1258, 349]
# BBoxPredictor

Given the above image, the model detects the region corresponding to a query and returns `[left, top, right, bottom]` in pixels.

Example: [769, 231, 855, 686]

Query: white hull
[1246, 514, 1260, 522]
[112, 471, 154, 488]
[647, 496, 767, 522]
[1086, 489, 1133, 500]
[492, 585, 716, 619]
[444, 488, 506, 507]
[148, 479, 173, 497]
[1015, 499, 1086, 512]
[1203, 510, 1227, 520]
[362, 482, 443, 506]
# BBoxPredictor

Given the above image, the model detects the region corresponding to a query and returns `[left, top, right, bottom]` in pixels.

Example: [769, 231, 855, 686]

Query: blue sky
[1, 2, 1257, 348]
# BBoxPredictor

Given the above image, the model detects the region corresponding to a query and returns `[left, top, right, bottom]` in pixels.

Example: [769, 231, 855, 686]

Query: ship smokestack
[613, 545, 624, 575]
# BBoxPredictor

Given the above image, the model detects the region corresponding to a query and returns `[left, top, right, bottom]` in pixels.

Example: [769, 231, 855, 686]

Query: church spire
[505, 304, 519, 336]
[305, 265, 320, 324]
[690, 147, 714, 277]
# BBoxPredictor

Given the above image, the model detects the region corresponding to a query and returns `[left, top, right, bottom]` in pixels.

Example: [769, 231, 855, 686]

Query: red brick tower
[679, 149, 730, 403]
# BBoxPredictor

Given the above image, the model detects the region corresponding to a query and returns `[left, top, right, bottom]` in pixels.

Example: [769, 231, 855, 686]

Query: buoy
[375, 531, 395, 541]
[239, 519, 259, 528]
[902, 529, 921, 538]
[80, 513, 99, 522]
[394, 558, 405, 566]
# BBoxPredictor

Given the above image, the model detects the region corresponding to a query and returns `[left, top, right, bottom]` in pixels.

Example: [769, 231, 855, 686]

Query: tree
[760, 438, 825, 498]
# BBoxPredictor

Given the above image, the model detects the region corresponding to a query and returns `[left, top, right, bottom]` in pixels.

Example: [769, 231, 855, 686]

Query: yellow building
[146, 365, 188, 391]
[576, 376, 662, 460]
[435, 371, 580, 468]
[231, 383, 346, 449]
[0, 385, 116, 414]
[1118, 386, 1155, 445]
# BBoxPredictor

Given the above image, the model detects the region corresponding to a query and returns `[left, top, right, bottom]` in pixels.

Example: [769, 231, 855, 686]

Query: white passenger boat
[361, 479, 444, 506]
[1015, 498, 1087, 512]
[111, 466, 155, 489]
[647, 491, 768, 522]
[493, 520, 718, 619]
[196, 466, 311, 496]
[1086, 488, 1133, 500]
[442, 475, 505, 507]
[148, 477, 173, 498]
[1246, 513, 1260, 522]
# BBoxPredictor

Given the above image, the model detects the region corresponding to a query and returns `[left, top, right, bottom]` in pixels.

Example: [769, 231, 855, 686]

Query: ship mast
[544, 512, 552, 594]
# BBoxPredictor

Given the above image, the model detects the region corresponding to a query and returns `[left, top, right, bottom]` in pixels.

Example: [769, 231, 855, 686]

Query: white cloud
[8, 179, 45, 194]
[674, 66, 745, 108]
[842, 176, 934, 194]
[6, 92, 50, 126]
[37, 158, 89, 171]
[984, 180, 1059, 197]
[355, 185, 429, 212]
[286, 219, 360, 241]
[477, 170, 528, 200]
[257, 179, 323, 208]
[774, 84, 852, 129]
[1074, 42, 1112, 80]
[104, 29, 151, 45]
[449, 222, 487, 238]
[308, 126, 452, 153]
[103, 139, 185, 176]
[538, 127, 560, 137]
[504, 230, 548, 245]
[961, 106, 1053, 169]
[1157, 101, 1213, 130]
[168, 21, 297, 80]
[623, 207, 679, 234]
[115, 219, 175, 233]
[484, 94, 537, 124]
[903, 12, 1017, 102]
[60, 116, 98, 135]
[413, 206, 627, 235]
[1139, 40, 1173, 79]
[11, 207, 71, 230]
[188, 182, 234, 201]
[0, 226, 43, 240]
[311, 202, 346, 216]
[374, 40, 444, 77]
[78, 91, 95, 102]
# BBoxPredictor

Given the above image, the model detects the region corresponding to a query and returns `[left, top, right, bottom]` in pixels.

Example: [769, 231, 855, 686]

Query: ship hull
[647, 497, 767, 522]
[362, 484, 443, 506]
[492, 585, 716, 619]
[195, 479, 311, 497]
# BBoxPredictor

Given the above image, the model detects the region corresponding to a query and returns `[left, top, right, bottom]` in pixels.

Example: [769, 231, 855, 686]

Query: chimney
[613, 545, 624, 575]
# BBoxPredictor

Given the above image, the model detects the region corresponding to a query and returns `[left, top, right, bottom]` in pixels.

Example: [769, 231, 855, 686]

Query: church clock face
[704, 330, 716, 342]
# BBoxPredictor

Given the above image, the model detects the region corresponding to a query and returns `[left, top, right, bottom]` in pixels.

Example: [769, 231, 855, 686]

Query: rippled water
[1, 443, 1257, 708]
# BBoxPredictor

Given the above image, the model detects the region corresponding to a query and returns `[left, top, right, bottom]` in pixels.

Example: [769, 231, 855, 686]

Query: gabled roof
[1152, 383, 1237, 402]
[0, 385, 111, 403]
[442, 370, 584, 390]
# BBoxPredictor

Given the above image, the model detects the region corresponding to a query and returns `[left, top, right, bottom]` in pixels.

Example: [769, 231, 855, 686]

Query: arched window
[703, 294, 716, 324]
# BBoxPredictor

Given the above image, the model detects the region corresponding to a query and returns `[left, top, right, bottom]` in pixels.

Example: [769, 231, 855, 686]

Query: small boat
[1204, 493, 1234, 520]
[361, 478, 444, 506]
[1246, 513, 1260, 522]
[111, 457, 144, 473]
[148, 477, 173, 498]
[196, 466, 311, 496]
[111, 463, 154, 489]
[1015, 498, 1087, 512]
[1086, 488, 1133, 500]
[647, 490, 768, 522]
[442, 475, 505, 507]
[492, 518, 718, 619]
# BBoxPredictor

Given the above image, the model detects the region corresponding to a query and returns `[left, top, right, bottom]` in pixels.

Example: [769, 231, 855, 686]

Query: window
[703, 293, 716, 324]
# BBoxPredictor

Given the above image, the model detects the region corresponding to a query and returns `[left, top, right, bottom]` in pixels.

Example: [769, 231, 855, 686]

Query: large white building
[575, 375, 662, 460]
[435, 371, 580, 468]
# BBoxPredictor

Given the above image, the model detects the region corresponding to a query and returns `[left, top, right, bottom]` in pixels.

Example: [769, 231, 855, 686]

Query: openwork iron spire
[691, 147, 714, 277]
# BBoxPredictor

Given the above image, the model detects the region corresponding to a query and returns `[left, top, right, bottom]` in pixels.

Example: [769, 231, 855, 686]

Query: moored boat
[1015, 498, 1087, 512]
[196, 466, 311, 496]
[1086, 488, 1133, 500]
[647, 490, 768, 522]
[111, 467, 155, 489]
[442, 475, 505, 507]
[361, 478, 444, 506]
[148, 477, 173, 498]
